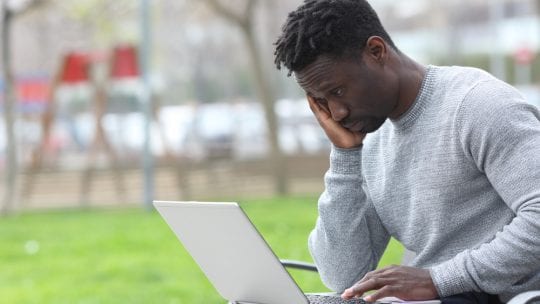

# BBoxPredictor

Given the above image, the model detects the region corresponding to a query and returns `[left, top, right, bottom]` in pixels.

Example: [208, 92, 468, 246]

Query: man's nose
[328, 99, 349, 122]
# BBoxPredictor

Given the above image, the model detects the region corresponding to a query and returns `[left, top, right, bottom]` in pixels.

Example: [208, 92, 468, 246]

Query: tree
[203, 0, 288, 195]
[1, 0, 45, 215]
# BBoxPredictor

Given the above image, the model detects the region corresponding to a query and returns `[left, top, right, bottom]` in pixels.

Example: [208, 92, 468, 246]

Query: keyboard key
[306, 294, 369, 304]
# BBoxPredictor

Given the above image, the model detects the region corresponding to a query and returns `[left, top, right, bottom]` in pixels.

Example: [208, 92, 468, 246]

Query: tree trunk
[203, 0, 289, 195]
[1, 6, 18, 215]
[241, 24, 288, 195]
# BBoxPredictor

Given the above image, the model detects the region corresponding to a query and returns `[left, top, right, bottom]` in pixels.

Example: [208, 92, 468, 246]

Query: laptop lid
[153, 200, 308, 304]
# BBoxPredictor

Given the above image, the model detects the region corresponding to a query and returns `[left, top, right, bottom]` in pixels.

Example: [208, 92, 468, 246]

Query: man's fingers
[342, 266, 401, 299]
[356, 265, 399, 284]
[306, 95, 319, 115]
[341, 277, 393, 299]
[343, 266, 439, 302]
[306, 95, 317, 112]
[306, 94, 366, 149]
[364, 286, 396, 302]
[307, 95, 330, 121]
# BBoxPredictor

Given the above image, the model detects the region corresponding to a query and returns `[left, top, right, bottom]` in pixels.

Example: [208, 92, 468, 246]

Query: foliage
[58, 0, 138, 47]
[434, 52, 540, 85]
[0, 197, 403, 303]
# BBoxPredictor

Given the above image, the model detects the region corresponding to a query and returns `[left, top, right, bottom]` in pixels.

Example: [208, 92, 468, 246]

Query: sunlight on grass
[0, 196, 403, 303]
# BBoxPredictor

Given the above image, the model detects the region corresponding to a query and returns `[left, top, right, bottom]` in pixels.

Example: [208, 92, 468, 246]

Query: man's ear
[364, 36, 387, 65]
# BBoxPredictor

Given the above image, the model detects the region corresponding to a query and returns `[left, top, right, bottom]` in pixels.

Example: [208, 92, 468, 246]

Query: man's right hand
[307, 95, 366, 149]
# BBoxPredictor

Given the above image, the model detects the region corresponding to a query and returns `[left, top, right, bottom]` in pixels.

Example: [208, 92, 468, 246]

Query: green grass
[0, 196, 403, 303]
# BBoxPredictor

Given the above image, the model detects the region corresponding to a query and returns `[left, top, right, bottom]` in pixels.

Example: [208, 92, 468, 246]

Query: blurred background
[0, 0, 539, 302]
[1, 0, 540, 211]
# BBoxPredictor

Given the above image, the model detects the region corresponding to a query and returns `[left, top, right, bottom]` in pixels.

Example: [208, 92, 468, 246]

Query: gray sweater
[308, 65, 540, 302]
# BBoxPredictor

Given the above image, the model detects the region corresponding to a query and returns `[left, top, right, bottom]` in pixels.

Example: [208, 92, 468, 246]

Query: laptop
[153, 201, 440, 304]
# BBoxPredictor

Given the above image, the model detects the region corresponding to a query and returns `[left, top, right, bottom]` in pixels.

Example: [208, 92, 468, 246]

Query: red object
[110, 45, 140, 79]
[17, 77, 50, 104]
[514, 47, 535, 66]
[60, 52, 89, 84]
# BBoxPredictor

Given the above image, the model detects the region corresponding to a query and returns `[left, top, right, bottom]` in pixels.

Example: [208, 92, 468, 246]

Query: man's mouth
[342, 121, 364, 132]
[343, 118, 386, 133]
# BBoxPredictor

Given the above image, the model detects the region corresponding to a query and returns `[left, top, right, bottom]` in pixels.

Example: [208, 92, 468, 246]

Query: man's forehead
[294, 56, 337, 91]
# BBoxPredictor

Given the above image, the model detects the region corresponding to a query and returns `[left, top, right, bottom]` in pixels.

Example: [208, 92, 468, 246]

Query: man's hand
[341, 265, 439, 302]
[307, 95, 366, 149]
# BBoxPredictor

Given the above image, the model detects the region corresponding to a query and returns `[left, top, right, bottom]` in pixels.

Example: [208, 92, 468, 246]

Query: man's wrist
[429, 262, 470, 297]
[329, 144, 363, 174]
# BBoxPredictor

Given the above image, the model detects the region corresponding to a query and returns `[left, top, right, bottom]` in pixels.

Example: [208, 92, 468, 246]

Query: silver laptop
[153, 201, 439, 304]
[154, 200, 356, 303]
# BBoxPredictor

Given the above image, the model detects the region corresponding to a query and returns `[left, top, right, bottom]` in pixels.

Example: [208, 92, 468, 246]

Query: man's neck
[390, 55, 427, 119]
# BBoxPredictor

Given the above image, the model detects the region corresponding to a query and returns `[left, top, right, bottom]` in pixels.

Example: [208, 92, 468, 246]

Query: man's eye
[331, 88, 344, 97]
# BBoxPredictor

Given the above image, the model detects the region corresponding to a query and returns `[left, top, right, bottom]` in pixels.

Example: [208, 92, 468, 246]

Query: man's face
[295, 54, 399, 134]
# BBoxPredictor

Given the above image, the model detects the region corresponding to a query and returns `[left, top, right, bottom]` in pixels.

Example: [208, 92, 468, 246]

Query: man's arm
[305, 96, 391, 291]
[430, 82, 540, 298]
[341, 82, 540, 302]
[309, 145, 391, 292]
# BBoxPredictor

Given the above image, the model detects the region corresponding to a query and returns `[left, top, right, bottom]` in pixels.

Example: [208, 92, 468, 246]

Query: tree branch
[205, 0, 257, 28]
[205, 0, 244, 25]
[245, 0, 256, 17]
[243, 0, 256, 27]
[7, 0, 46, 17]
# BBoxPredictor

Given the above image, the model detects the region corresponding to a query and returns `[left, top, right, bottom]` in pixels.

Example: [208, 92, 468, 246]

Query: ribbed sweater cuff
[429, 259, 471, 297]
[329, 145, 362, 175]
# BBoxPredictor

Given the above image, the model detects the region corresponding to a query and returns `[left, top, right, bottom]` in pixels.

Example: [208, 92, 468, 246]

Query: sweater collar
[390, 65, 436, 130]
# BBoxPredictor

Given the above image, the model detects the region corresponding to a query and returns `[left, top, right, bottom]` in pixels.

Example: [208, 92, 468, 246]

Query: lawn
[0, 196, 403, 303]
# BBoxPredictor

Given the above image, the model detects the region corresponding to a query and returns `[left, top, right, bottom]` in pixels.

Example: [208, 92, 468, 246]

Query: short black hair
[274, 0, 397, 75]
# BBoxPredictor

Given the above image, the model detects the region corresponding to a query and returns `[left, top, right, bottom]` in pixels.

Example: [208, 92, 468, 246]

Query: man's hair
[274, 0, 397, 75]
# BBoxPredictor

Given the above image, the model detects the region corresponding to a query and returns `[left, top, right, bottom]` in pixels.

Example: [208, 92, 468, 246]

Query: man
[273, 0, 540, 303]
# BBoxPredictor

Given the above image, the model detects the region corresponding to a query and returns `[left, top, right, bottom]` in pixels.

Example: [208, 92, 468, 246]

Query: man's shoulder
[433, 65, 495, 91]
[433, 65, 525, 118]
[433, 64, 490, 77]
[457, 75, 526, 118]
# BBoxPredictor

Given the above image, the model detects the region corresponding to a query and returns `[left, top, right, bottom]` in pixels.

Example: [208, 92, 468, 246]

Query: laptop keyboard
[306, 294, 369, 304]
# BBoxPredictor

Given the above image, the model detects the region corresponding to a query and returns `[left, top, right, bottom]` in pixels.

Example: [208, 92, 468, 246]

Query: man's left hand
[341, 265, 439, 302]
